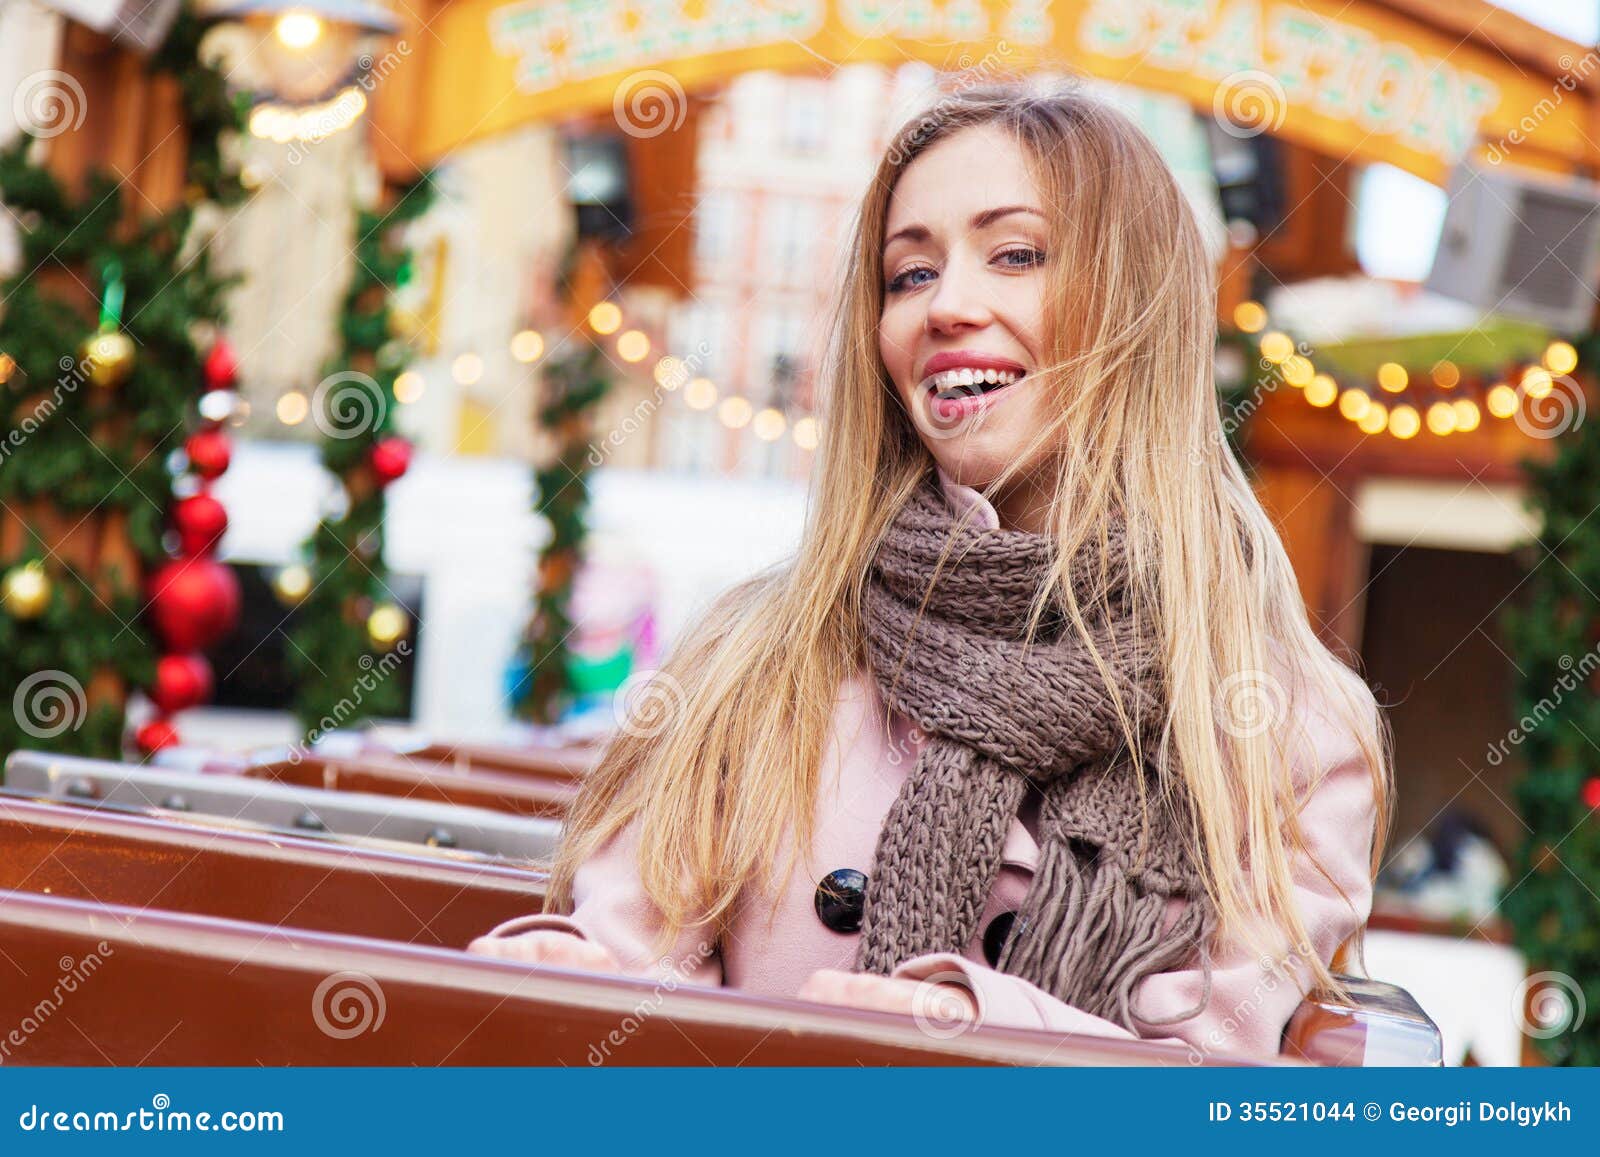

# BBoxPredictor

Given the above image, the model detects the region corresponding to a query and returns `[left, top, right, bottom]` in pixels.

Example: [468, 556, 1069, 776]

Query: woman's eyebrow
[882, 205, 1046, 252]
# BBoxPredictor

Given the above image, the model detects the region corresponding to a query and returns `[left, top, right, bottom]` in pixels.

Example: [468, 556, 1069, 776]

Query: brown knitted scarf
[853, 474, 1215, 1032]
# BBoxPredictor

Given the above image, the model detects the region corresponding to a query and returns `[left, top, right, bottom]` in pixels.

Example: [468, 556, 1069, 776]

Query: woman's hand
[466, 929, 624, 973]
[797, 967, 978, 1026]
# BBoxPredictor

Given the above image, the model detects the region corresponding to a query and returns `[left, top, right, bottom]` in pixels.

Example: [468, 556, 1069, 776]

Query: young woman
[469, 79, 1394, 1062]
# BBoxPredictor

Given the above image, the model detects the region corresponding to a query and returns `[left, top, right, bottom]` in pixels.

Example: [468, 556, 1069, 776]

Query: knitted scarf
[853, 474, 1215, 1033]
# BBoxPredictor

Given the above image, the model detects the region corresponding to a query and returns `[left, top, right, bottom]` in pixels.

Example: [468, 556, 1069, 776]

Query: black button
[984, 910, 1020, 967]
[814, 868, 867, 933]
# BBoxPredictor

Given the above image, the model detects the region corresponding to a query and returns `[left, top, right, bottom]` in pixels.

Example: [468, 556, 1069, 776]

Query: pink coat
[478, 473, 1379, 1063]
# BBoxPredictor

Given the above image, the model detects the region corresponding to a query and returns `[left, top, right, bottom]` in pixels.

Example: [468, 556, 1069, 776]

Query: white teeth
[923, 367, 1023, 391]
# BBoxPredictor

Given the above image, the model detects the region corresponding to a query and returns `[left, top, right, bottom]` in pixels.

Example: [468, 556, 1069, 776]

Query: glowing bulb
[510, 330, 544, 363]
[1486, 383, 1519, 418]
[1431, 361, 1460, 388]
[276, 390, 308, 425]
[1452, 398, 1481, 432]
[394, 371, 425, 404]
[1232, 301, 1267, 333]
[718, 396, 752, 428]
[1337, 389, 1371, 421]
[752, 408, 786, 441]
[616, 329, 650, 363]
[1522, 366, 1553, 398]
[1357, 401, 1388, 435]
[792, 416, 819, 450]
[1544, 340, 1579, 375]
[1258, 331, 1294, 365]
[452, 353, 483, 386]
[1425, 400, 1457, 435]
[653, 356, 687, 390]
[1388, 403, 1421, 439]
[274, 11, 324, 50]
[1304, 375, 1338, 407]
[684, 378, 716, 410]
[1377, 362, 1408, 393]
[588, 302, 622, 335]
[273, 564, 312, 605]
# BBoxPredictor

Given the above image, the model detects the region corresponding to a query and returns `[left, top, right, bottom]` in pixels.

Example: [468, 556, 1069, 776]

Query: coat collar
[934, 466, 1002, 531]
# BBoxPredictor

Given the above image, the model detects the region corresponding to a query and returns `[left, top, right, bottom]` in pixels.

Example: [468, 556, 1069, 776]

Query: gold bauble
[81, 331, 135, 389]
[367, 602, 409, 650]
[1, 562, 51, 619]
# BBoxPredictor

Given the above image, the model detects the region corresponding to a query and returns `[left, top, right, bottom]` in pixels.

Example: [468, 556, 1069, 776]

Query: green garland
[1498, 328, 1600, 1066]
[0, 8, 245, 761]
[285, 174, 435, 736]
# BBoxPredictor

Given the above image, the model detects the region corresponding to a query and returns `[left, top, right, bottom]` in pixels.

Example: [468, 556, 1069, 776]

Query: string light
[1337, 389, 1371, 421]
[752, 407, 786, 441]
[684, 378, 717, 410]
[1304, 375, 1338, 407]
[718, 396, 753, 429]
[277, 390, 309, 425]
[1522, 366, 1553, 398]
[793, 416, 819, 450]
[1425, 400, 1457, 436]
[1258, 331, 1295, 364]
[1232, 301, 1267, 333]
[394, 370, 425, 404]
[1388, 403, 1421, 439]
[615, 329, 650, 363]
[653, 356, 687, 389]
[273, 10, 324, 49]
[1486, 383, 1519, 419]
[1376, 362, 1408, 393]
[1544, 340, 1579, 375]
[1431, 361, 1460, 388]
[1356, 400, 1388, 435]
[1452, 397, 1481, 432]
[452, 353, 483, 386]
[588, 302, 622, 335]
[510, 330, 545, 363]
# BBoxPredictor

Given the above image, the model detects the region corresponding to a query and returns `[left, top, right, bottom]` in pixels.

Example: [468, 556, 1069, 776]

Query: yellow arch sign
[377, 0, 1597, 185]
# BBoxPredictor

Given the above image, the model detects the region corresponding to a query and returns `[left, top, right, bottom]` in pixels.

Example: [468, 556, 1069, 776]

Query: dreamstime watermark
[586, 340, 712, 467]
[287, 640, 412, 764]
[584, 939, 716, 1064]
[910, 969, 979, 1040]
[312, 970, 386, 1039]
[1212, 69, 1288, 139]
[1485, 49, 1600, 164]
[12, 70, 86, 139]
[610, 668, 687, 740]
[1214, 668, 1286, 740]
[311, 369, 387, 440]
[1183, 939, 1314, 1065]
[887, 42, 1015, 167]
[0, 354, 92, 466]
[1515, 970, 1587, 1039]
[1485, 641, 1600, 766]
[1514, 372, 1586, 439]
[13, 669, 87, 740]
[612, 69, 687, 138]
[0, 942, 114, 1062]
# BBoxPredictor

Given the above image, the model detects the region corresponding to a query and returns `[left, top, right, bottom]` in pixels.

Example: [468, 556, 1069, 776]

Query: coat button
[814, 868, 867, 933]
[984, 910, 1020, 967]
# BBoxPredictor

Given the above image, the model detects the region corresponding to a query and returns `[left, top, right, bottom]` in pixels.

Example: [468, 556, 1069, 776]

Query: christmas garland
[284, 175, 434, 738]
[0, 8, 246, 760]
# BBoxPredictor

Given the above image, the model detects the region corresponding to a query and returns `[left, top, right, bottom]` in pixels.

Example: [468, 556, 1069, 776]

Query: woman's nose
[924, 259, 991, 334]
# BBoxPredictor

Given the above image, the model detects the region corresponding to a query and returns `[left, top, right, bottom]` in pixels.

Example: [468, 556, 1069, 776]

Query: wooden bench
[0, 888, 1248, 1066]
[242, 754, 578, 819]
[0, 796, 546, 949]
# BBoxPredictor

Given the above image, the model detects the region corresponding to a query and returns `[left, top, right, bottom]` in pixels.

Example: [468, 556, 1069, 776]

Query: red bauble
[1583, 776, 1600, 811]
[146, 556, 241, 652]
[148, 653, 213, 714]
[369, 437, 412, 485]
[135, 718, 180, 754]
[204, 337, 239, 390]
[172, 491, 229, 556]
[186, 429, 231, 479]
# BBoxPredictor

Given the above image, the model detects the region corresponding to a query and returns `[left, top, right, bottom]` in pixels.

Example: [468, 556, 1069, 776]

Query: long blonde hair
[548, 78, 1394, 1010]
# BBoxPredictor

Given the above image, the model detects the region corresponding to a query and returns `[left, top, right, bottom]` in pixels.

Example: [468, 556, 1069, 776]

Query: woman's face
[878, 122, 1055, 506]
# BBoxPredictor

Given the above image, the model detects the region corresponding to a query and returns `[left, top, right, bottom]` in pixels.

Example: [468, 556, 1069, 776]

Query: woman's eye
[997, 247, 1046, 269]
[885, 265, 936, 294]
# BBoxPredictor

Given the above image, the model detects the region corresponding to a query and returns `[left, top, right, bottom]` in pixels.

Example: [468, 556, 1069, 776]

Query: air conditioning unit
[1424, 159, 1600, 333]
[37, 0, 182, 52]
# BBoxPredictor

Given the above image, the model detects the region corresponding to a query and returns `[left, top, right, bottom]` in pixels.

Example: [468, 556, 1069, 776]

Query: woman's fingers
[466, 929, 624, 973]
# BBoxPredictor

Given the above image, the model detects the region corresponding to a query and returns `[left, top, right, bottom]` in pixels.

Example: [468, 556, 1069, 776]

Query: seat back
[1282, 973, 1443, 1066]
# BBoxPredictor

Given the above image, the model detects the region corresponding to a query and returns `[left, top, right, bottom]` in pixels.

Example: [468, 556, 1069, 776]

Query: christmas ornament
[185, 429, 231, 479]
[146, 556, 241, 652]
[367, 602, 409, 650]
[369, 437, 412, 485]
[203, 336, 239, 390]
[81, 330, 134, 389]
[148, 653, 213, 713]
[172, 492, 229, 556]
[1, 561, 51, 619]
[135, 718, 181, 754]
[1583, 776, 1600, 811]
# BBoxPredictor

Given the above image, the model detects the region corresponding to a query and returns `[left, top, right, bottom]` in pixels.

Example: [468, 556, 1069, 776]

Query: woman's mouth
[921, 367, 1026, 421]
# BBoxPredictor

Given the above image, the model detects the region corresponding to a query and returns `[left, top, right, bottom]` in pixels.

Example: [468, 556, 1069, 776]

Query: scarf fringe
[1002, 839, 1215, 1034]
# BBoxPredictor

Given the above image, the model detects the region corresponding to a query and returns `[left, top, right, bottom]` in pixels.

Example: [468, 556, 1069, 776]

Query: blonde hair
[547, 77, 1394, 1012]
